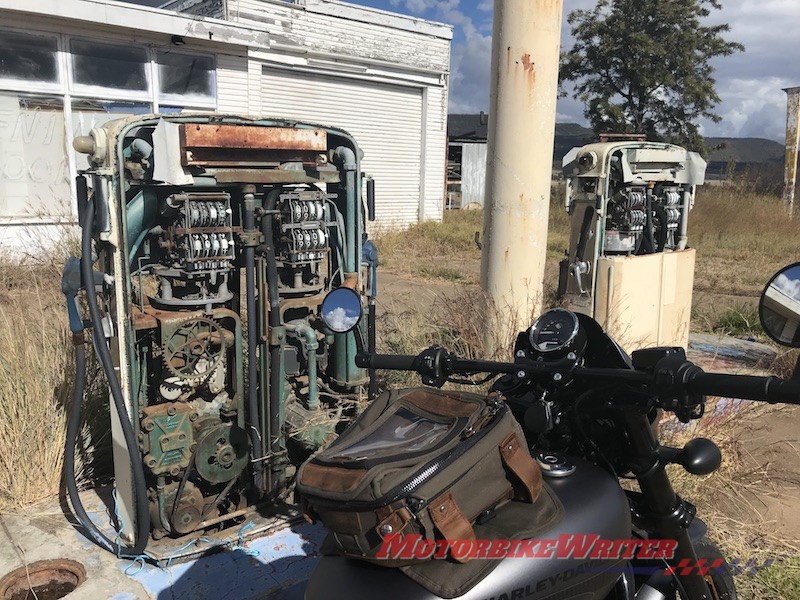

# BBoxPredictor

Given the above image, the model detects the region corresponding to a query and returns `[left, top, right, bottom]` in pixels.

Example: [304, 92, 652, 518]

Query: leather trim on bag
[499, 431, 542, 502]
[300, 462, 368, 493]
[405, 390, 479, 417]
[429, 491, 476, 563]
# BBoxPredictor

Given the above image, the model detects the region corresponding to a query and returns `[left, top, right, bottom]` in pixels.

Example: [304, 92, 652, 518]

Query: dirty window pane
[71, 40, 148, 91]
[0, 31, 58, 83]
[0, 93, 71, 219]
[157, 52, 215, 99]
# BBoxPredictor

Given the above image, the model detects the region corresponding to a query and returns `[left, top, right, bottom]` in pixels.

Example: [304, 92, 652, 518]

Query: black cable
[64, 196, 151, 556]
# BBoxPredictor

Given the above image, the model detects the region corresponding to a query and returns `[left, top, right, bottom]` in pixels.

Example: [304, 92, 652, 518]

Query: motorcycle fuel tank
[304, 457, 631, 600]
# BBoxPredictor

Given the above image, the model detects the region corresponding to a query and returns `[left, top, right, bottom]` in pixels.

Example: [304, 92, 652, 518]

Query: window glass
[0, 93, 70, 219]
[71, 99, 151, 170]
[0, 31, 58, 83]
[157, 52, 215, 99]
[71, 40, 148, 91]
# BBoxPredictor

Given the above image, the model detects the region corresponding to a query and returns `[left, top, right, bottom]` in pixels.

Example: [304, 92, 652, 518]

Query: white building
[0, 0, 451, 250]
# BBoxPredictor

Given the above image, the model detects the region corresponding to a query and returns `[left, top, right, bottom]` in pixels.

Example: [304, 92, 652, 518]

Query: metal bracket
[238, 231, 261, 247]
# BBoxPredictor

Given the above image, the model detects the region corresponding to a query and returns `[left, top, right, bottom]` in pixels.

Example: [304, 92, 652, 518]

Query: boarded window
[0, 31, 58, 83]
[157, 52, 215, 101]
[71, 40, 148, 91]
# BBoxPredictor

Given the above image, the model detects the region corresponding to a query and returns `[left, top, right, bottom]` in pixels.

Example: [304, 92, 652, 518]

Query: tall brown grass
[0, 250, 108, 511]
[691, 182, 797, 298]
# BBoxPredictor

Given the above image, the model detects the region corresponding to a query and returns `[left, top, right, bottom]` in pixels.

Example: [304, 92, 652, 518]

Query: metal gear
[162, 316, 225, 381]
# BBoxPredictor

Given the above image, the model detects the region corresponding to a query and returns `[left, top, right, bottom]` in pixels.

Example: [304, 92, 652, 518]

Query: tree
[559, 0, 743, 153]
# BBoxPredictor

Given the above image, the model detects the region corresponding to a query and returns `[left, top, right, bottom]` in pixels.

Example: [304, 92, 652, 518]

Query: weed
[712, 303, 763, 338]
[419, 266, 464, 281]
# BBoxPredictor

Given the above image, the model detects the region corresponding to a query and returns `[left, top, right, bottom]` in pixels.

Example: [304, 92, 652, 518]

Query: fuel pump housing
[72, 115, 374, 549]
[559, 140, 707, 351]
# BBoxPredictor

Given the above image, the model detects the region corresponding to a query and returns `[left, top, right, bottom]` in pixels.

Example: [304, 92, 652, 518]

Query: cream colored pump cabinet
[558, 141, 707, 351]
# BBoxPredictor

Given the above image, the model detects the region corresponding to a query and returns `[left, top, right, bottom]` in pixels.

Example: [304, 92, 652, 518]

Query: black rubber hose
[65, 197, 151, 556]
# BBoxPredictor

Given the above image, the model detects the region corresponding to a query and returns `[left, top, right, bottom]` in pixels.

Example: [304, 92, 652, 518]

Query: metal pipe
[261, 188, 286, 493]
[480, 0, 563, 354]
[285, 322, 319, 411]
[332, 146, 362, 385]
[677, 189, 691, 250]
[242, 187, 263, 494]
[333, 146, 357, 272]
[783, 86, 800, 216]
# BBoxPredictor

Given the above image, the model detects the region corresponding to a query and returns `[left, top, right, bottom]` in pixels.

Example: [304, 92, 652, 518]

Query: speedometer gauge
[529, 309, 581, 354]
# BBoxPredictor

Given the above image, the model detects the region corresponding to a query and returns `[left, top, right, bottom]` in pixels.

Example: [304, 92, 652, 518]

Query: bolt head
[517, 370, 526, 378]
[379, 524, 393, 535]
[516, 350, 526, 358]
[567, 352, 576, 360]
[553, 373, 563, 382]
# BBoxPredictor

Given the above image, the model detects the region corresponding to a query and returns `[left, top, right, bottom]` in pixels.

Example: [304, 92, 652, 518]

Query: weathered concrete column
[783, 87, 800, 215]
[480, 0, 563, 355]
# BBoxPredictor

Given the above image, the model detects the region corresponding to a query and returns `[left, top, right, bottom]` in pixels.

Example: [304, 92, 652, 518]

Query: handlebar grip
[687, 373, 800, 404]
[361, 353, 419, 371]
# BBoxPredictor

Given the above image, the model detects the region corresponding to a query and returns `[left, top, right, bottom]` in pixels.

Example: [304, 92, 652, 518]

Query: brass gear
[162, 316, 225, 381]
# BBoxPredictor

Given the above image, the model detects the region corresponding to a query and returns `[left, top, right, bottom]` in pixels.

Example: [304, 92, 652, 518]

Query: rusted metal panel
[206, 168, 340, 184]
[181, 124, 327, 151]
[783, 87, 800, 213]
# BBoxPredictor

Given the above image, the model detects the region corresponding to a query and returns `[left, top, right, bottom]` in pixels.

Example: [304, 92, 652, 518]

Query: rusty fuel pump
[64, 115, 376, 556]
[559, 139, 707, 351]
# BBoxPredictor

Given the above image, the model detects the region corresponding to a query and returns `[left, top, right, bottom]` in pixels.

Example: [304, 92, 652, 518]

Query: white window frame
[155, 49, 217, 110]
[67, 37, 152, 103]
[0, 28, 62, 94]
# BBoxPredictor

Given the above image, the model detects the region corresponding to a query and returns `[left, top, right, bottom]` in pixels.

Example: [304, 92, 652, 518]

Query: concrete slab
[0, 489, 325, 600]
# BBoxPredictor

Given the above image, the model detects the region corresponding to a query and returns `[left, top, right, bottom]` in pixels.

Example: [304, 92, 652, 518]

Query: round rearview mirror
[759, 262, 800, 347]
[321, 288, 363, 333]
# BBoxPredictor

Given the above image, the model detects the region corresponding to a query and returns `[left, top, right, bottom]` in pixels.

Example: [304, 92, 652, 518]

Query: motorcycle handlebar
[358, 353, 419, 371]
[687, 372, 800, 405]
[358, 347, 800, 407]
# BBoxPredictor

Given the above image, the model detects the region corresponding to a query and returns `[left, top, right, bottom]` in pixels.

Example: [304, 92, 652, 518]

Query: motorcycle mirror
[759, 262, 800, 347]
[321, 287, 363, 333]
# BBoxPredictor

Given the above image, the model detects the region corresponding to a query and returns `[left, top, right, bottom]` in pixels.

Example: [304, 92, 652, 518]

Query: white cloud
[773, 271, 800, 300]
[324, 307, 360, 332]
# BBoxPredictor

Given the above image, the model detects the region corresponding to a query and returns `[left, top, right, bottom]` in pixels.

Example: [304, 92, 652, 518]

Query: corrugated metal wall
[462, 142, 487, 207]
[260, 67, 423, 228]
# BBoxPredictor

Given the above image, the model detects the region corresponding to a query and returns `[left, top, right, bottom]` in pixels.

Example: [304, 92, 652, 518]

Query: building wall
[0, 0, 451, 250]
[232, 0, 451, 227]
[461, 142, 487, 207]
[229, 0, 450, 74]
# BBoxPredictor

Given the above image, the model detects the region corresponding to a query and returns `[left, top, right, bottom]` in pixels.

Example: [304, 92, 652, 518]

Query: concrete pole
[480, 0, 563, 355]
[782, 87, 800, 216]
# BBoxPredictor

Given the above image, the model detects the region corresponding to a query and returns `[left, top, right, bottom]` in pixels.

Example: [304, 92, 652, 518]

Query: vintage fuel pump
[65, 115, 375, 557]
[558, 140, 707, 351]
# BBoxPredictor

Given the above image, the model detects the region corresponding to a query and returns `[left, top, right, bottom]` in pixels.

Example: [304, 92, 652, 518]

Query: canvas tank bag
[296, 387, 542, 565]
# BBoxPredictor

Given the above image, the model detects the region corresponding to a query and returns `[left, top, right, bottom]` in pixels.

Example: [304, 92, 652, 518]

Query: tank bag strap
[428, 491, 475, 563]
[499, 431, 542, 502]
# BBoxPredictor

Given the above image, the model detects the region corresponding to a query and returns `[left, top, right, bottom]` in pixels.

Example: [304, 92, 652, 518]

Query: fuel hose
[63, 196, 151, 556]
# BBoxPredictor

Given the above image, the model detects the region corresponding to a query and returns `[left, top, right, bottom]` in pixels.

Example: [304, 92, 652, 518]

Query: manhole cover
[0, 559, 85, 600]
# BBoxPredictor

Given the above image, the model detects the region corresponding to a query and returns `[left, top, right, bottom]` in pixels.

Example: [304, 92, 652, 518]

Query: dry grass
[691, 182, 796, 298]
[0, 248, 109, 512]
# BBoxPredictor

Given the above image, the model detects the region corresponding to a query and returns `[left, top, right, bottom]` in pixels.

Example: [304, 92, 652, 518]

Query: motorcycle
[302, 263, 800, 600]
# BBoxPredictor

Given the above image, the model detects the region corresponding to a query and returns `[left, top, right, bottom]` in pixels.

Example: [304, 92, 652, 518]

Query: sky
[346, 0, 800, 141]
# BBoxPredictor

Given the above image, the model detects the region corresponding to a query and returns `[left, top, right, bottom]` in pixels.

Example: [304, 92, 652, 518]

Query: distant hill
[448, 116, 785, 170]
